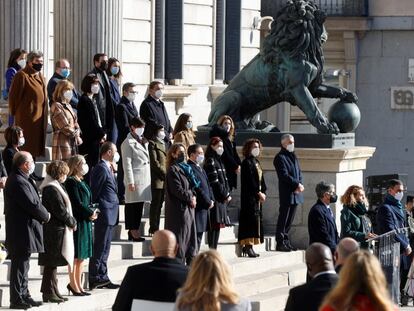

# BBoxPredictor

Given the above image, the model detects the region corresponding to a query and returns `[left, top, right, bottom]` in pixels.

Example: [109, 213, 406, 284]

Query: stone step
[249, 286, 292, 311]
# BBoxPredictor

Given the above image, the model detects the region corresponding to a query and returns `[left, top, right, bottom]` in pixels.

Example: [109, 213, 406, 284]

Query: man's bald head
[150, 230, 178, 258]
[306, 243, 334, 278]
[335, 237, 359, 267]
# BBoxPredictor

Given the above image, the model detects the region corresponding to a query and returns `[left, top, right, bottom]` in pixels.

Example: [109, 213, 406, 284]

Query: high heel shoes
[241, 245, 259, 258]
[128, 230, 145, 242]
[81, 290, 91, 296]
[67, 284, 84, 296]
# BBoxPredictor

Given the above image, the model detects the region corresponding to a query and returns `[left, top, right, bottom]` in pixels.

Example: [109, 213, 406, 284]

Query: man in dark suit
[112, 230, 188, 311]
[140, 81, 173, 147]
[89, 142, 120, 290]
[88, 53, 116, 142]
[334, 237, 359, 273]
[274, 134, 304, 251]
[187, 144, 215, 253]
[285, 243, 338, 311]
[4, 151, 50, 309]
[308, 181, 339, 254]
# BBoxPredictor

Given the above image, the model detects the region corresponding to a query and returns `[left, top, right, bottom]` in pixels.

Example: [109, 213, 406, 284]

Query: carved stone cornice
[162, 85, 197, 114]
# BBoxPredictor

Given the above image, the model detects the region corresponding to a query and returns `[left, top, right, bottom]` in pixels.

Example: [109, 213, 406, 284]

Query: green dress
[65, 176, 94, 259]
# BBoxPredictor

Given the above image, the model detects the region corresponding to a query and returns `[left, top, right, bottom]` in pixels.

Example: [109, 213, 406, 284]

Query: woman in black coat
[209, 115, 241, 191]
[39, 161, 77, 303]
[238, 139, 267, 258]
[77, 74, 106, 175]
[203, 137, 232, 249]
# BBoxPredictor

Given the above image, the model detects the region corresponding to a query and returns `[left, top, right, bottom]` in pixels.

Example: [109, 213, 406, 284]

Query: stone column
[53, 0, 122, 88]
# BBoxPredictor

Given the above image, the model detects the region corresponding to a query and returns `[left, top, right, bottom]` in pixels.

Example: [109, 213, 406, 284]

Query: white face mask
[251, 147, 260, 157]
[286, 143, 295, 152]
[113, 151, 120, 163]
[18, 137, 25, 147]
[127, 92, 136, 102]
[134, 127, 144, 137]
[394, 191, 404, 202]
[157, 130, 166, 140]
[81, 163, 89, 176]
[17, 59, 26, 68]
[60, 175, 67, 184]
[223, 124, 231, 132]
[63, 90, 73, 102]
[215, 146, 224, 156]
[155, 90, 163, 99]
[28, 161, 35, 175]
[196, 154, 205, 165]
[91, 84, 100, 94]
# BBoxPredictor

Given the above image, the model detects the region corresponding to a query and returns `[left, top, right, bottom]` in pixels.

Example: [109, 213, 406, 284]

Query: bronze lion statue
[207, 0, 357, 134]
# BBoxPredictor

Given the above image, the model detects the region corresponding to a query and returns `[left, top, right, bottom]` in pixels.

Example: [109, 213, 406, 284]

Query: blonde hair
[217, 115, 235, 141]
[340, 185, 369, 207]
[52, 79, 74, 103]
[176, 250, 239, 311]
[67, 155, 85, 178]
[320, 251, 395, 311]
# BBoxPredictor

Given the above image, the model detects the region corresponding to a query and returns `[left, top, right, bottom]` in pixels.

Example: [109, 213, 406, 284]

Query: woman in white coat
[121, 117, 152, 242]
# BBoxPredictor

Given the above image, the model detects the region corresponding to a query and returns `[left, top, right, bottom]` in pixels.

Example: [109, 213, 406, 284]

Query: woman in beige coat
[121, 117, 152, 242]
[173, 113, 196, 151]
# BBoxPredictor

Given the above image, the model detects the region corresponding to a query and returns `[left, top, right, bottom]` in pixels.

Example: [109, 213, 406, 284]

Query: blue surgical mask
[186, 121, 193, 129]
[60, 68, 70, 78]
[110, 66, 120, 75]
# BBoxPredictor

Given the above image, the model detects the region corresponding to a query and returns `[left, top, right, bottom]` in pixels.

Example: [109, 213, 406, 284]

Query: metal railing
[261, 0, 369, 17]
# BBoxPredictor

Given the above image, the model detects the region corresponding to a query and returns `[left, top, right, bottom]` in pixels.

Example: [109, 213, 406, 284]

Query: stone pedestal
[229, 146, 376, 250]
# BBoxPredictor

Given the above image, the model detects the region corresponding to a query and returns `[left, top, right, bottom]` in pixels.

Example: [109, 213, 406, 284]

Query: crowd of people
[1, 47, 412, 311]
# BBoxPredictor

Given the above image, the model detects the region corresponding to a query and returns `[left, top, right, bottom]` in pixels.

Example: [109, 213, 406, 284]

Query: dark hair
[149, 81, 163, 90]
[173, 113, 194, 136]
[315, 181, 334, 199]
[205, 137, 223, 158]
[166, 143, 185, 169]
[5, 125, 23, 147]
[7, 48, 27, 68]
[100, 141, 115, 158]
[46, 160, 69, 180]
[242, 138, 262, 158]
[107, 57, 122, 79]
[388, 179, 403, 190]
[93, 53, 107, 63]
[188, 143, 202, 157]
[81, 74, 99, 94]
[122, 82, 137, 93]
[130, 117, 145, 128]
[407, 195, 414, 204]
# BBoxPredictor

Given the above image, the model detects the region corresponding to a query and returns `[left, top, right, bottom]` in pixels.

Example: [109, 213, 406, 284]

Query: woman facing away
[174, 250, 251, 311]
[319, 250, 397, 311]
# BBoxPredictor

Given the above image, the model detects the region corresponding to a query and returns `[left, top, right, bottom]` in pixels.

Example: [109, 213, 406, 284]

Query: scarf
[40, 175, 74, 268]
[384, 193, 405, 220]
[353, 202, 368, 216]
[177, 162, 200, 190]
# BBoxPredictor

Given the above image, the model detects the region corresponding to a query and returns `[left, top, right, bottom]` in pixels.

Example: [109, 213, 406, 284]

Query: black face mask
[329, 193, 338, 203]
[176, 153, 185, 163]
[99, 61, 108, 71]
[32, 63, 43, 72]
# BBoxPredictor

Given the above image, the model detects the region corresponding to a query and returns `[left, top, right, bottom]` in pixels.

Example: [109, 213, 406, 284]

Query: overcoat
[173, 130, 195, 151]
[115, 96, 139, 148]
[148, 138, 167, 190]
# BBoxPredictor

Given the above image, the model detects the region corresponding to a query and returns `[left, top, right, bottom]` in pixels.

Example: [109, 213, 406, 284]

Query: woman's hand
[365, 232, 377, 239]
[76, 136, 83, 146]
[128, 183, 136, 192]
[235, 166, 241, 174]
[89, 210, 98, 221]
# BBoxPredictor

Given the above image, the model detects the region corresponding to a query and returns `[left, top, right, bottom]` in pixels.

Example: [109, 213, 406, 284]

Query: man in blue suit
[89, 142, 120, 290]
[187, 144, 215, 254]
[308, 181, 339, 254]
[274, 134, 304, 252]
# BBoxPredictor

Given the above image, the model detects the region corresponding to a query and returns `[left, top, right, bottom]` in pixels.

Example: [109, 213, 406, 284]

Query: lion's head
[261, 0, 327, 72]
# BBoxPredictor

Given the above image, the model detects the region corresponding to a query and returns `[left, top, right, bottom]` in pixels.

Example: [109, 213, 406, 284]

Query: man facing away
[285, 243, 338, 311]
[334, 237, 359, 273]
[112, 230, 189, 311]
[274, 134, 304, 252]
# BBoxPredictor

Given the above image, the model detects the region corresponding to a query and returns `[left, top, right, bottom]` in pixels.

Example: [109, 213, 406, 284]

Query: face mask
[176, 153, 185, 163]
[81, 163, 89, 176]
[186, 121, 193, 129]
[155, 90, 163, 99]
[28, 161, 35, 175]
[394, 192, 404, 202]
[60, 175, 67, 184]
[329, 193, 338, 203]
[17, 59, 26, 68]
[91, 84, 100, 94]
[110, 66, 120, 75]
[63, 90, 73, 102]
[251, 147, 260, 157]
[99, 61, 108, 71]
[286, 143, 295, 152]
[215, 146, 224, 156]
[32, 63, 43, 72]
[134, 127, 144, 137]
[157, 130, 166, 140]
[18, 137, 25, 147]
[223, 124, 231, 132]
[196, 154, 204, 165]
[127, 92, 136, 102]
[113, 151, 120, 163]
[60, 68, 70, 78]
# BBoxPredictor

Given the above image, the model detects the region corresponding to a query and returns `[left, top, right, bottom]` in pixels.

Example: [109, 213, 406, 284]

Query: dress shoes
[24, 297, 42, 307]
[89, 280, 110, 290]
[10, 302, 32, 309]
[42, 293, 64, 303]
[101, 282, 120, 289]
[286, 241, 298, 251]
[276, 243, 292, 252]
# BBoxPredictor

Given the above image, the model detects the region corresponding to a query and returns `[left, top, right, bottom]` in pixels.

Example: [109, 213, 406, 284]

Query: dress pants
[208, 229, 220, 249]
[117, 155, 126, 203]
[196, 232, 204, 253]
[9, 254, 30, 304]
[124, 202, 144, 230]
[276, 204, 297, 244]
[89, 223, 114, 284]
[149, 188, 164, 233]
[41, 266, 59, 295]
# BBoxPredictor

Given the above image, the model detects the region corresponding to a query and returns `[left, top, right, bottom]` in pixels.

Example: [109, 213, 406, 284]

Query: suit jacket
[308, 200, 339, 253]
[4, 168, 50, 256]
[115, 96, 139, 147]
[2, 145, 17, 175]
[140, 95, 172, 143]
[188, 160, 215, 233]
[112, 257, 188, 311]
[90, 160, 119, 226]
[47, 72, 80, 108]
[273, 147, 303, 206]
[148, 138, 167, 189]
[285, 273, 339, 311]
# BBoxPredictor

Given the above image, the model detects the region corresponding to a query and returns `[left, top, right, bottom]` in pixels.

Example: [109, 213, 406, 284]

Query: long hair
[340, 185, 369, 207]
[176, 250, 239, 311]
[242, 138, 262, 158]
[217, 115, 235, 141]
[52, 80, 74, 103]
[166, 143, 185, 169]
[4, 125, 23, 147]
[173, 113, 195, 138]
[320, 251, 395, 311]
[107, 57, 122, 82]
[7, 48, 27, 68]
[67, 154, 86, 178]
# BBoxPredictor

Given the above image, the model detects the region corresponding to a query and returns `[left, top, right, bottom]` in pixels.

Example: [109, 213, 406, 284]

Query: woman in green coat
[340, 185, 376, 248]
[65, 155, 98, 295]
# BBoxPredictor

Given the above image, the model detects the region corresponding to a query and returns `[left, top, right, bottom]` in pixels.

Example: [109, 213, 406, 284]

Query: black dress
[238, 156, 267, 245]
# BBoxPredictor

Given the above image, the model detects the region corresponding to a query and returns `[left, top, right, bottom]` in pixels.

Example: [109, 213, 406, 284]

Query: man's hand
[76, 136, 83, 146]
[258, 192, 266, 203]
[226, 196, 232, 204]
[209, 200, 214, 209]
[190, 196, 197, 208]
[128, 184, 136, 192]
[406, 246, 412, 256]
[0, 177, 7, 189]
[100, 134, 107, 143]
[89, 210, 98, 221]
[235, 166, 241, 174]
